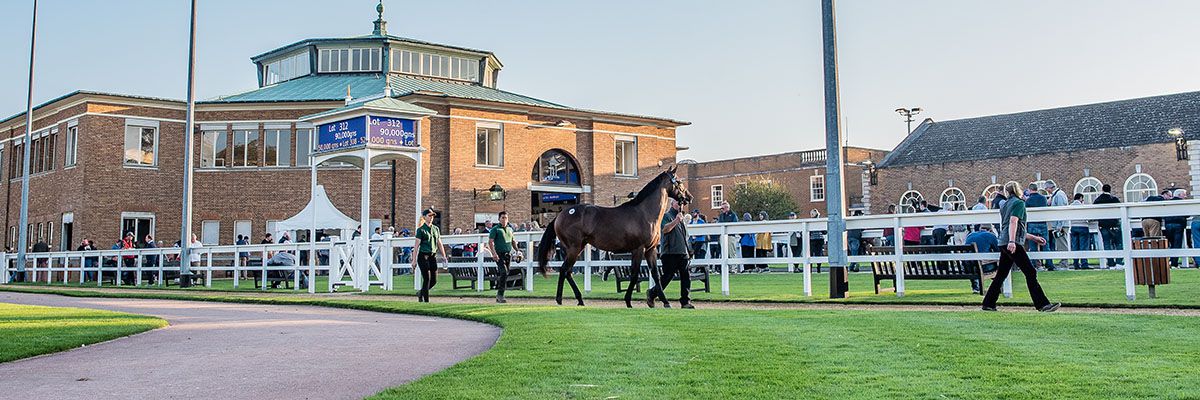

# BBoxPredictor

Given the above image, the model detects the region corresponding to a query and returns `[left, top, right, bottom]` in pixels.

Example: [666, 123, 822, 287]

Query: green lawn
[1, 286, 1196, 399]
[14, 268, 1200, 308]
[0, 302, 166, 362]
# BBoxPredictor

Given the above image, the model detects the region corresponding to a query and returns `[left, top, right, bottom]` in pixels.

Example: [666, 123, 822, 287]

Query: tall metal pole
[178, 0, 198, 287]
[15, 0, 40, 281]
[821, 0, 849, 298]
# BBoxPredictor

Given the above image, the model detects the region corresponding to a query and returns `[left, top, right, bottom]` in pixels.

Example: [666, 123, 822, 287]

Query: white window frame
[940, 187, 966, 211]
[234, 220, 252, 243]
[981, 184, 1002, 207]
[263, 127, 291, 167]
[318, 48, 381, 73]
[201, 220, 220, 245]
[123, 119, 159, 167]
[1124, 173, 1158, 202]
[263, 51, 311, 85]
[232, 128, 260, 168]
[710, 185, 724, 210]
[614, 136, 638, 177]
[898, 191, 924, 214]
[64, 120, 78, 167]
[200, 128, 227, 168]
[810, 175, 826, 202]
[296, 127, 313, 167]
[119, 212, 156, 240]
[1074, 177, 1103, 204]
[475, 122, 503, 168]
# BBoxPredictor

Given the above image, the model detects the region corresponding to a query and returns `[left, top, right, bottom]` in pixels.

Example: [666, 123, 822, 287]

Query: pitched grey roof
[878, 91, 1200, 168]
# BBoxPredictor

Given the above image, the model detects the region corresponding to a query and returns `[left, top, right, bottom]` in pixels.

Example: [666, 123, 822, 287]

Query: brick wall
[679, 147, 888, 219]
[873, 142, 1192, 214]
[0, 94, 680, 249]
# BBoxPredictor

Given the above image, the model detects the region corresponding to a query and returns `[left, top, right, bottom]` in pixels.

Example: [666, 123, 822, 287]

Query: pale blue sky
[2, 0, 1199, 162]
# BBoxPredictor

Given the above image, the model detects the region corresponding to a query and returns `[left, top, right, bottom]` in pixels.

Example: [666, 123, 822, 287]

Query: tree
[728, 181, 798, 220]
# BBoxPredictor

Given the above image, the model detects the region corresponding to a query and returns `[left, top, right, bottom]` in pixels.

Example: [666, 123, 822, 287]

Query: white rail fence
[2, 200, 1198, 301]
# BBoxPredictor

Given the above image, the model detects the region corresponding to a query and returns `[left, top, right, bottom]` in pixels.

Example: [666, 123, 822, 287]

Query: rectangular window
[615, 138, 638, 177]
[232, 129, 260, 167]
[263, 129, 291, 167]
[711, 185, 724, 209]
[392, 49, 478, 81]
[810, 175, 826, 202]
[120, 212, 155, 241]
[296, 128, 312, 167]
[200, 129, 228, 168]
[123, 119, 158, 166]
[475, 124, 503, 167]
[201, 220, 220, 245]
[234, 220, 252, 243]
[263, 51, 311, 85]
[318, 48, 380, 73]
[65, 123, 78, 167]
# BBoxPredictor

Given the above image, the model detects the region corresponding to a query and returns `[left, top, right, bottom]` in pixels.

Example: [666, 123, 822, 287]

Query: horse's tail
[536, 220, 557, 277]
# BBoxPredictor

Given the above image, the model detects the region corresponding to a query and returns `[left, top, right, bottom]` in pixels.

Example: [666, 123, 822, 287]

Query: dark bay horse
[536, 167, 692, 307]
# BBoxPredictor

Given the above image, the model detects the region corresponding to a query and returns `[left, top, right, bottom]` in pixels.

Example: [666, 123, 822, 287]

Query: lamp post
[473, 183, 506, 228]
[821, 0, 849, 298]
[1168, 128, 1188, 160]
[178, 0, 199, 287]
[15, 0, 39, 282]
[894, 107, 922, 134]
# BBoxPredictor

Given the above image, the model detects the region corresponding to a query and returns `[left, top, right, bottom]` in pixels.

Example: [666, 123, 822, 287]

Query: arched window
[1124, 173, 1157, 202]
[1074, 177, 1103, 204]
[898, 191, 924, 213]
[531, 149, 581, 186]
[981, 184, 1002, 208]
[940, 188, 966, 211]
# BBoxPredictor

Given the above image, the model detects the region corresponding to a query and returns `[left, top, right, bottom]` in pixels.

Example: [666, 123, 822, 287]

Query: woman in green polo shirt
[412, 209, 448, 302]
[982, 181, 1060, 312]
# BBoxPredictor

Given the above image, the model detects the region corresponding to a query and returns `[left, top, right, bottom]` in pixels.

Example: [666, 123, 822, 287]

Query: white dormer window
[319, 48, 381, 73]
[392, 49, 478, 81]
[264, 51, 311, 85]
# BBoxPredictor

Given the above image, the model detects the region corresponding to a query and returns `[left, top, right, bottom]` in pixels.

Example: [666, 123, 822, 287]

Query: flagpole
[821, 0, 849, 298]
[15, 0, 39, 282]
[178, 0, 198, 287]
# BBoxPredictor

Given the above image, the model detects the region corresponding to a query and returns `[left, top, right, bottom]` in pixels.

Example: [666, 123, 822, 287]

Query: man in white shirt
[1046, 180, 1070, 269]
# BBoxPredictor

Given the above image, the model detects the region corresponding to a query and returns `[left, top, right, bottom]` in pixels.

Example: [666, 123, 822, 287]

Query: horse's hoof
[662, 302, 671, 309]
[555, 298, 563, 306]
[577, 302, 585, 307]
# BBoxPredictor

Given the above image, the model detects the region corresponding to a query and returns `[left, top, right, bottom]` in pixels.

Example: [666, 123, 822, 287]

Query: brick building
[0, 7, 687, 251]
[678, 147, 889, 217]
[873, 91, 1200, 214]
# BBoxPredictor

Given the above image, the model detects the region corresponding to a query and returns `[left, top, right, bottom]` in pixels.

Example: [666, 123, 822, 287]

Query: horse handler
[651, 198, 694, 309]
[488, 211, 519, 304]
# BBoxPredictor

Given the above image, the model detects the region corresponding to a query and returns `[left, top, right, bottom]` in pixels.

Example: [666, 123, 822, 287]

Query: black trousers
[494, 251, 512, 296]
[982, 245, 1051, 309]
[740, 245, 755, 271]
[654, 254, 691, 305]
[417, 252, 438, 301]
[933, 228, 948, 245]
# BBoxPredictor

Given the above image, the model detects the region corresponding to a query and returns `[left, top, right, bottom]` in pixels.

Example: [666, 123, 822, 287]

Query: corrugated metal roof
[300, 96, 436, 121]
[878, 90, 1200, 168]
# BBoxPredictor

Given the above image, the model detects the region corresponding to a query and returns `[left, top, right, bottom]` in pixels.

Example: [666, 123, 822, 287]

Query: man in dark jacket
[1093, 184, 1122, 268]
[651, 198, 693, 309]
[714, 202, 738, 260]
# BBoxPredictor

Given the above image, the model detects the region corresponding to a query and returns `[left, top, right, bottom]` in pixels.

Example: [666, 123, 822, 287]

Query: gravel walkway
[0, 291, 500, 400]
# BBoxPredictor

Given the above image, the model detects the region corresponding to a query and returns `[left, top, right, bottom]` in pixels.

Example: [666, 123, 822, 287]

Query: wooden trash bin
[1132, 237, 1170, 298]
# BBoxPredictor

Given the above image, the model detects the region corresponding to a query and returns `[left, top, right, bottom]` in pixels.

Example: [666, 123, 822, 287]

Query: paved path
[0, 291, 500, 400]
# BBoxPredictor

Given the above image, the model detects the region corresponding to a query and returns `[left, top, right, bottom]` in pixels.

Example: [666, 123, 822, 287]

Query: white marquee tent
[275, 185, 358, 234]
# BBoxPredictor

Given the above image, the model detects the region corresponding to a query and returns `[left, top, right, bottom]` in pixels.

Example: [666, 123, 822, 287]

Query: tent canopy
[275, 185, 358, 233]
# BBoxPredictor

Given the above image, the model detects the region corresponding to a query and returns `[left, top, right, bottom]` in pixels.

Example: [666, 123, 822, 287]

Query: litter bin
[1133, 237, 1170, 298]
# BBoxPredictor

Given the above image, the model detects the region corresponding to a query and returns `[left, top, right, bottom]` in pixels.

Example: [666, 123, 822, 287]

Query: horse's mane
[623, 171, 672, 207]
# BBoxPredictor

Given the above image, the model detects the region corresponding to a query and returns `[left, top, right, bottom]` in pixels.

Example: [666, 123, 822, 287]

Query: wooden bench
[447, 257, 525, 290]
[866, 244, 994, 295]
[611, 264, 710, 293]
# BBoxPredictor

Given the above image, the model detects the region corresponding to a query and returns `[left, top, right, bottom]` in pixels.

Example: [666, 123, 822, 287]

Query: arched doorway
[530, 149, 582, 225]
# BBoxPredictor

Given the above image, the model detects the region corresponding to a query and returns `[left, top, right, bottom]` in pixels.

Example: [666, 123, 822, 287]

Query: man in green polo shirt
[487, 211, 518, 303]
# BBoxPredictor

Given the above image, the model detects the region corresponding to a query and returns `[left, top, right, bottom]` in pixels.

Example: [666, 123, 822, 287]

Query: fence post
[476, 236, 486, 292]
[1121, 205, 1135, 301]
[583, 244, 593, 293]
[893, 216, 905, 297]
[802, 221, 812, 297]
[63, 255, 70, 285]
[720, 225, 730, 296]
[525, 237, 534, 292]
[205, 251, 213, 288]
[233, 248, 241, 289]
[382, 237, 394, 291]
[261, 249, 269, 291]
[306, 243, 314, 294]
[1, 252, 7, 284]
